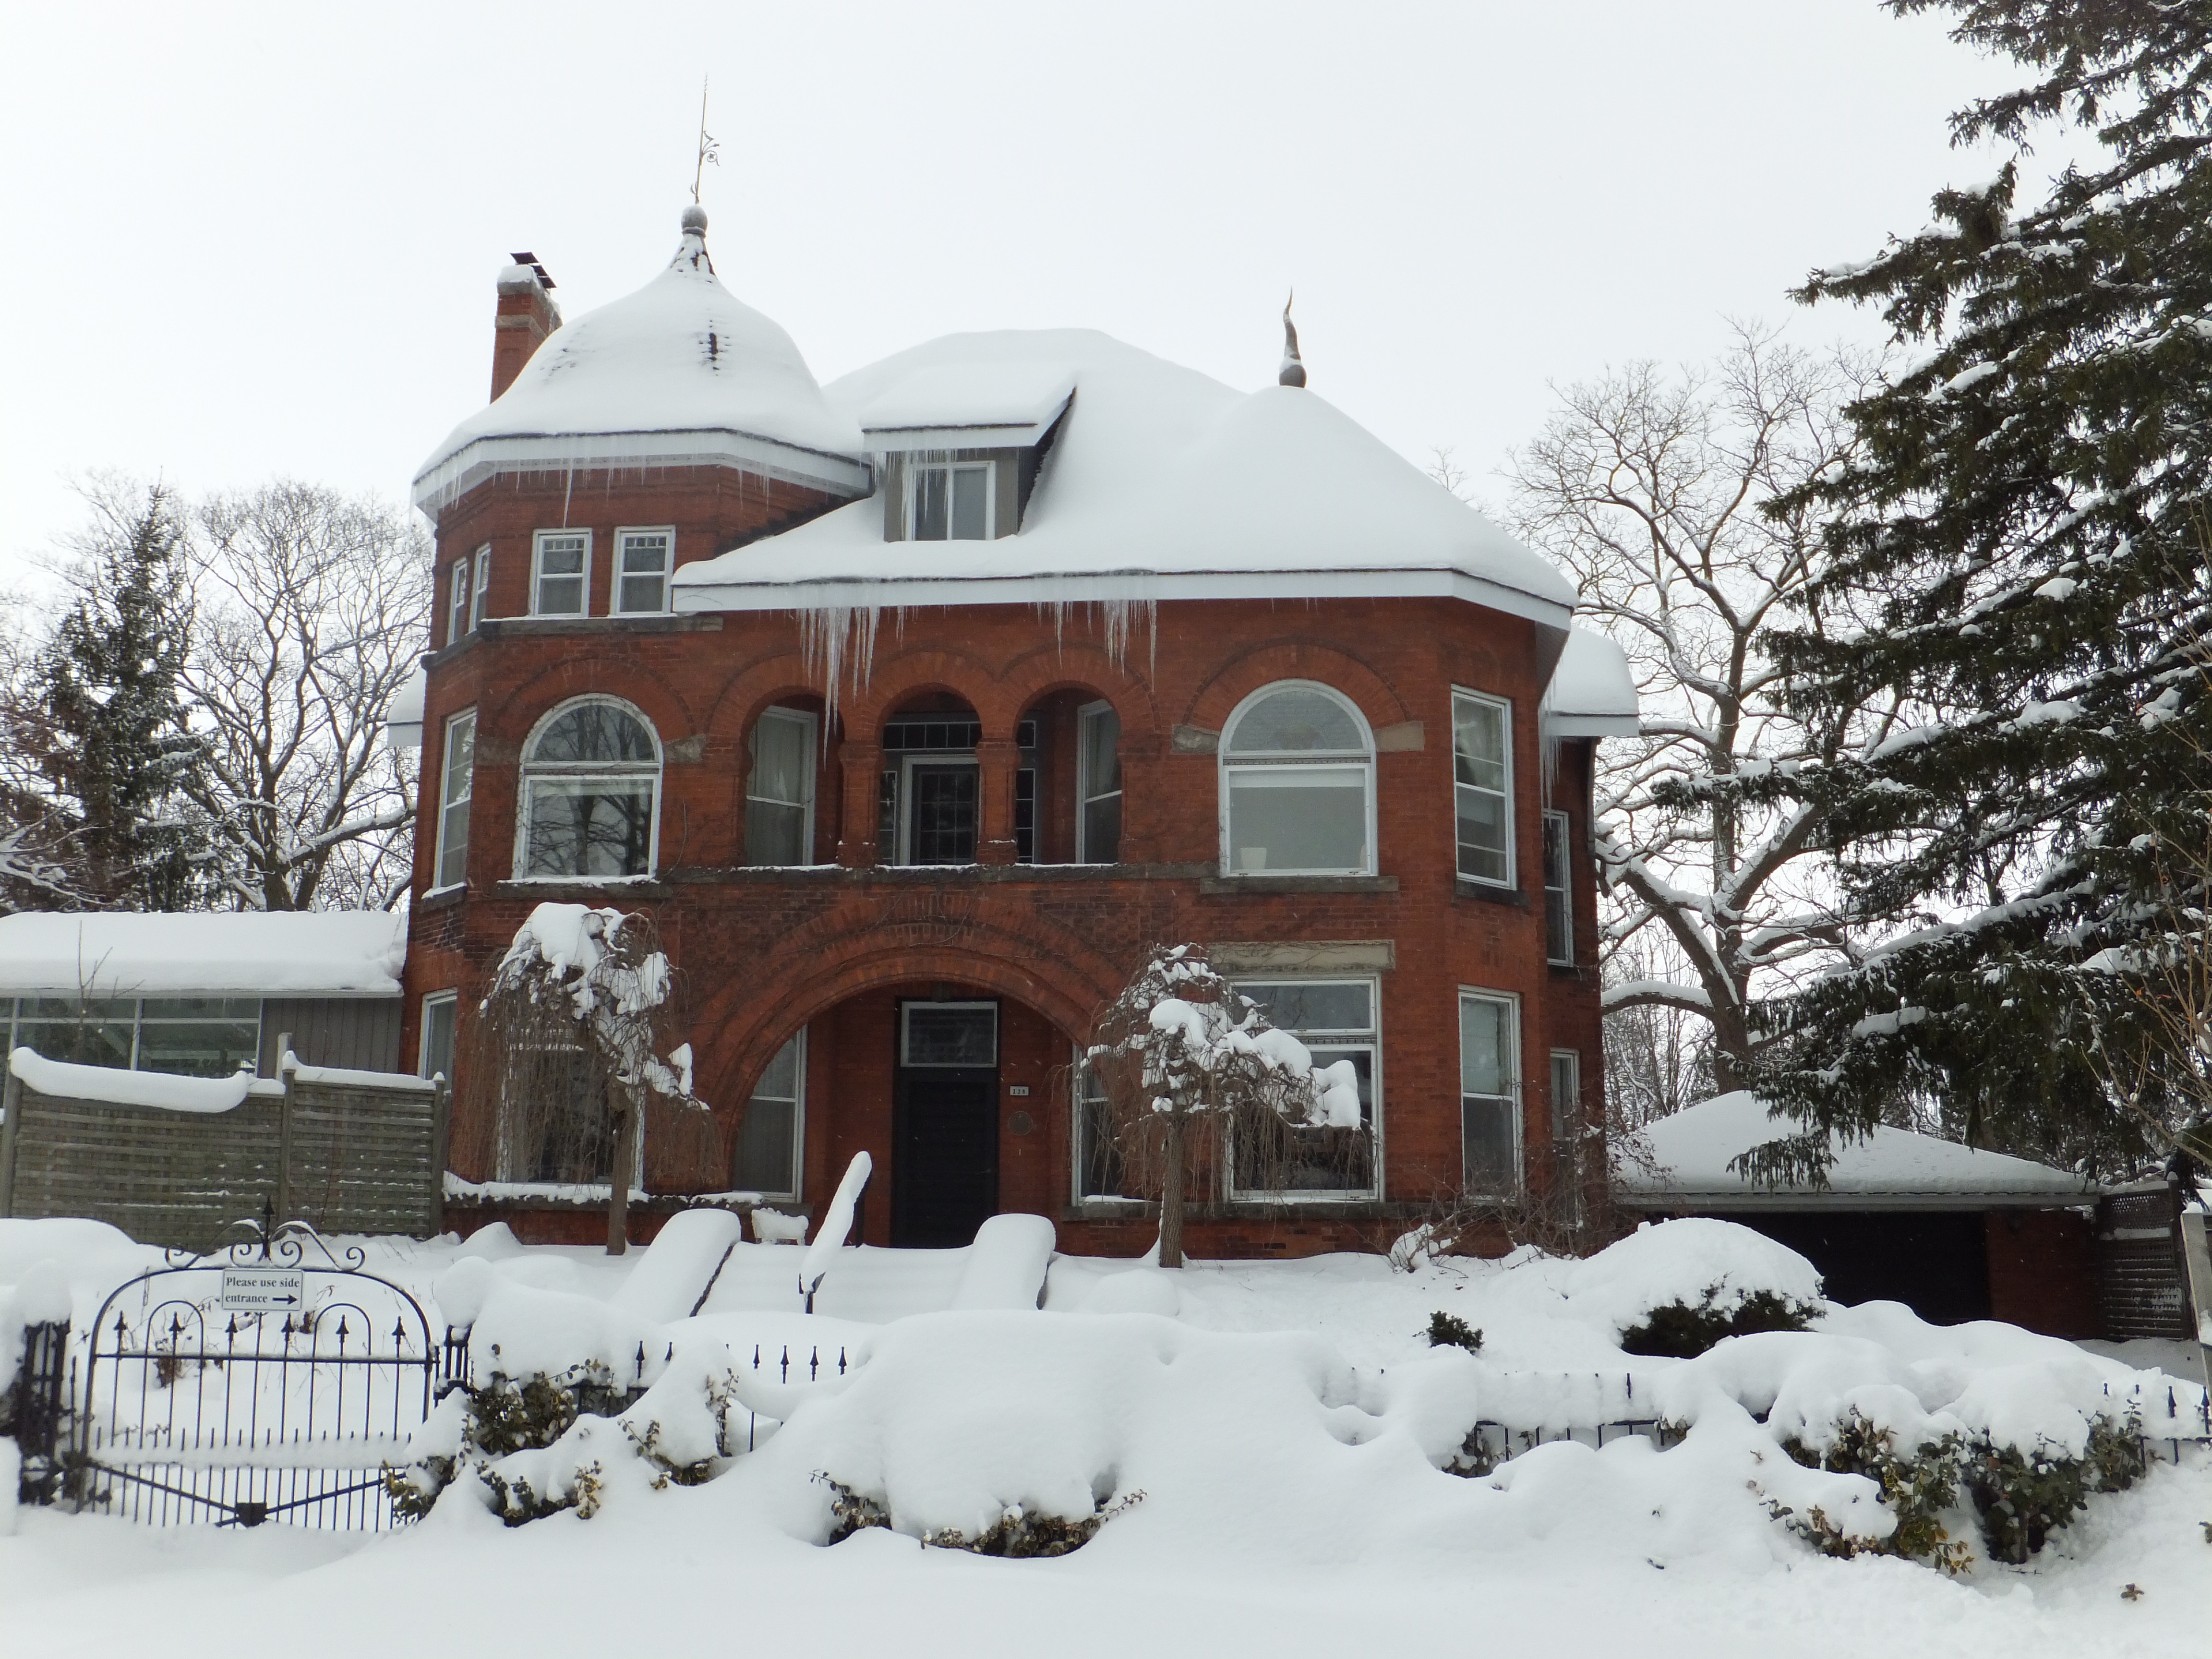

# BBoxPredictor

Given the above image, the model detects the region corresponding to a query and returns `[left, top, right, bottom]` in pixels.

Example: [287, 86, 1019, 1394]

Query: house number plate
[219, 1267, 306, 1311]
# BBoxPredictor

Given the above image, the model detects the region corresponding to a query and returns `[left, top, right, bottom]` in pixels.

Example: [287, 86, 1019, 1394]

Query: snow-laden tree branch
[1506, 324, 1900, 1092]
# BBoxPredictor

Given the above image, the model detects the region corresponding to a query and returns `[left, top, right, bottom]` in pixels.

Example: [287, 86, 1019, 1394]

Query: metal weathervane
[694, 76, 721, 204]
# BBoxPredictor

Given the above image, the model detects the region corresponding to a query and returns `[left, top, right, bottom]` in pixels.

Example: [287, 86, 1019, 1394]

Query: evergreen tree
[1756, 1, 2212, 1178]
[34, 484, 208, 909]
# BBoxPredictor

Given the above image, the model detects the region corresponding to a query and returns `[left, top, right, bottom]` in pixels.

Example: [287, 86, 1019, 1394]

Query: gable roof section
[0, 912, 408, 999]
[413, 217, 867, 517]
[1618, 1090, 2092, 1211]
[673, 329, 1579, 627]
[855, 361, 1077, 452]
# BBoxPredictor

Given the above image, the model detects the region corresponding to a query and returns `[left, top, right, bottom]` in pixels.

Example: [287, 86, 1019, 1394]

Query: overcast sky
[0, 1, 2035, 592]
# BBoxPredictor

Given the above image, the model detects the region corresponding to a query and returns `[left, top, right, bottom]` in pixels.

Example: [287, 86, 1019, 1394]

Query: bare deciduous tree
[1506, 325, 1900, 1093]
[184, 481, 432, 910]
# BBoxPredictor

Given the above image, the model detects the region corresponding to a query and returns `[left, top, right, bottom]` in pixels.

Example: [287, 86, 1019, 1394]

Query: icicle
[797, 605, 887, 727]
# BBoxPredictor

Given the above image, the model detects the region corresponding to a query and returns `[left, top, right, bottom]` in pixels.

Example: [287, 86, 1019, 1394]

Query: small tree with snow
[1087, 945, 1363, 1269]
[465, 904, 718, 1254]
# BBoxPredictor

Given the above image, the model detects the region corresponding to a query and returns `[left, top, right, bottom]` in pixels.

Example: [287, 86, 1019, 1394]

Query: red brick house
[398, 206, 1637, 1253]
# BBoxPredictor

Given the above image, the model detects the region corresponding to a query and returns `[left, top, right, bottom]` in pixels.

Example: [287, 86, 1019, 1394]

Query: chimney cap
[505, 252, 556, 290]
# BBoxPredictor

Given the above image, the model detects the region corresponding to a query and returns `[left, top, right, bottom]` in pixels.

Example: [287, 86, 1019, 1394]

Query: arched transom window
[517, 697, 661, 880]
[1218, 682, 1375, 877]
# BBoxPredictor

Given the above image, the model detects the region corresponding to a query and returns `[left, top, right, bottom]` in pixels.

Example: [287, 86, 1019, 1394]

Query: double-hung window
[1459, 990, 1520, 1197]
[615, 528, 673, 613]
[1543, 809, 1573, 964]
[517, 698, 661, 880]
[734, 1031, 805, 1199]
[448, 558, 471, 646]
[1219, 683, 1376, 876]
[1076, 700, 1122, 863]
[1229, 978, 1380, 1198]
[470, 546, 492, 631]
[433, 708, 476, 890]
[419, 991, 459, 1082]
[1073, 1056, 1133, 1200]
[533, 530, 590, 616]
[1453, 689, 1513, 886]
[908, 461, 992, 540]
[746, 708, 817, 865]
[1550, 1048, 1582, 1223]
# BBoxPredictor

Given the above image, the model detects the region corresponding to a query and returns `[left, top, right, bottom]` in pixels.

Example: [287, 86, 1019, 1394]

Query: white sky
[0, 1, 2036, 592]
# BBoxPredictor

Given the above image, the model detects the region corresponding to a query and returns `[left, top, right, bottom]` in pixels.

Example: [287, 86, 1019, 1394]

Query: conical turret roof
[413, 208, 867, 515]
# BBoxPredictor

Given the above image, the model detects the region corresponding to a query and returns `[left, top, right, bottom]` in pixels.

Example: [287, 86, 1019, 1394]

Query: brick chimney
[490, 253, 561, 401]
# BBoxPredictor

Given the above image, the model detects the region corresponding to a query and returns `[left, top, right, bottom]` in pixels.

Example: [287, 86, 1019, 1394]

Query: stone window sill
[1198, 875, 1399, 896]
[1455, 878, 1529, 909]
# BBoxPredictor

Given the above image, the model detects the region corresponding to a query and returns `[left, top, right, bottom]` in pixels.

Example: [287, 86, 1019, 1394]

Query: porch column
[976, 737, 1020, 866]
[837, 742, 881, 867]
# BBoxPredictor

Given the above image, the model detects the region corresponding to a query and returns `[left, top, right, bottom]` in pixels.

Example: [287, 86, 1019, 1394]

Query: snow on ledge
[280, 1051, 437, 1093]
[9, 1048, 279, 1114]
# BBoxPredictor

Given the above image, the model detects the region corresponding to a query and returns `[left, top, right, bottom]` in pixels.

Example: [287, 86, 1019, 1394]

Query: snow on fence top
[1620, 1091, 2093, 1208]
[8, 1047, 279, 1113]
[673, 328, 1580, 626]
[0, 910, 407, 998]
[411, 207, 869, 517]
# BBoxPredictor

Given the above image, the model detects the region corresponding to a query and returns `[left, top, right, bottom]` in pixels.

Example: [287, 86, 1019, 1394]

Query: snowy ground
[4, 1216, 2209, 1659]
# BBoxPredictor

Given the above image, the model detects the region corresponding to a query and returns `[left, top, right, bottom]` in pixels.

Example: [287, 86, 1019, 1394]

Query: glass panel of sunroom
[1225, 766, 1368, 874]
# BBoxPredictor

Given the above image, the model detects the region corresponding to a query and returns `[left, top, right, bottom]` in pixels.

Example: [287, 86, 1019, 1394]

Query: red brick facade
[402, 265, 1605, 1259]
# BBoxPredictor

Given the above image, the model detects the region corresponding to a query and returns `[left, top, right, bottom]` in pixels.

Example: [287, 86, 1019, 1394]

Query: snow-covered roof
[412, 208, 868, 517]
[0, 912, 408, 999]
[855, 361, 1076, 452]
[1618, 1091, 2092, 1211]
[673, 330, 1579, 626]
[1543, 628, 1638, 737]
[383, 660, 427, 752]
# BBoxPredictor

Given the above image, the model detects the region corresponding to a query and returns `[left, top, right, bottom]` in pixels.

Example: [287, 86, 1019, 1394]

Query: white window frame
[512, 695, 663, 883]
[895, 750, 980, 867]
[448, 557, 471, 646]
[904, 459, 995, 541]
[1225, 975, 1383, 1202]
[613, 526, 675, 615]
[1452, 686, 1515, 889]
[1542, 808, 1573, 965]
[1458, 987, 1522, 1198]
[736, 1029, 806, 1201]
[470, 545, 492, 631]
[1075, 699, 1122, 865]
[1548, 1048, 1580, 1143]
[899, 1000, 998, 1067]
[419, 990, 459, 1082]
[1217, 681, 1377, 878]
[746, 706, 820, 866]
[1071, 1045, 1144, 1205]
[531, 529, 593, 618]
[431, 707, 477, 893]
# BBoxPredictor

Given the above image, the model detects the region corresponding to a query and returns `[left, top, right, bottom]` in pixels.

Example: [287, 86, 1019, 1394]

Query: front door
[891, 1000, 999, 1247]
[905, 760, 979, 864]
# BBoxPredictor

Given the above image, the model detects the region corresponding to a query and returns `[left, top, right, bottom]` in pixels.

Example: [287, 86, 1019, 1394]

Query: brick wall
[1984, 1208, 2099, 1338]
[403, 467, 1606, 1260]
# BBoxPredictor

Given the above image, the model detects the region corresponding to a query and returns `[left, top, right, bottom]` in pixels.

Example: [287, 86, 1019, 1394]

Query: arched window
[1218, 682, 1375, 877]
[517, 697, 661, 879]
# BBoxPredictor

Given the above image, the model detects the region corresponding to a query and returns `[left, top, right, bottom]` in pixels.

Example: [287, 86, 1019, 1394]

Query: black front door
[892, 1069, 998, 1247]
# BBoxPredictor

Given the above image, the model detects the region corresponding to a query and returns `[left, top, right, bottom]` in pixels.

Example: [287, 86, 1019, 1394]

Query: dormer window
[909, 461, 993, 541]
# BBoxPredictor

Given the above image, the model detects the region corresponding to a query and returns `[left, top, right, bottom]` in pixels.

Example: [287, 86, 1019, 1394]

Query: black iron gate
[58, 1227, 453, 1529]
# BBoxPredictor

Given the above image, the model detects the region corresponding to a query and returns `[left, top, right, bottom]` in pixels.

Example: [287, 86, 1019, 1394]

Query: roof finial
[1278, 291, 1307, 388]
[692, 76, 720, 205]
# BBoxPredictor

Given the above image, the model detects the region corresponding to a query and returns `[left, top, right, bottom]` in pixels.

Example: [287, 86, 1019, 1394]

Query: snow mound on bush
[1556, 1219, 1826, 1338]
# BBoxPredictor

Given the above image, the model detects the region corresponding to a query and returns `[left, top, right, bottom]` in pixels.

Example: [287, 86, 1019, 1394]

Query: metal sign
[218, 1266, 305, 1311]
